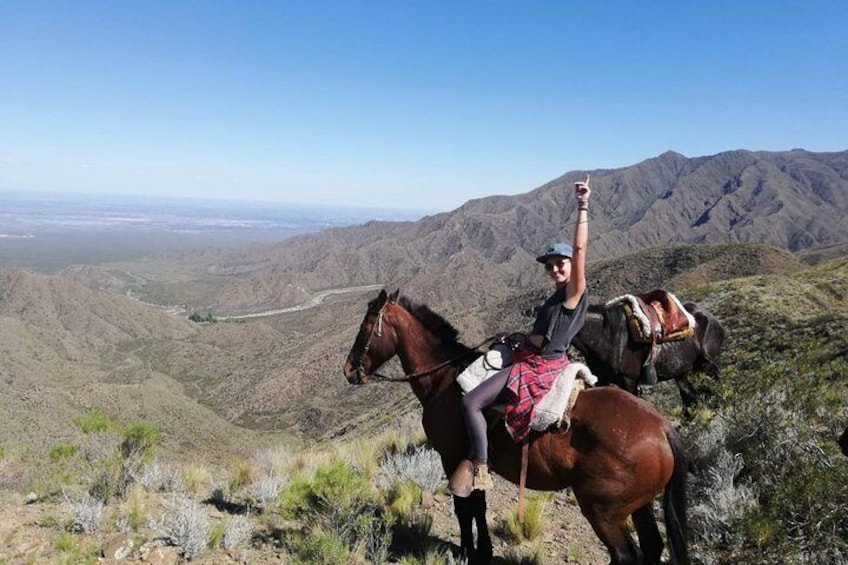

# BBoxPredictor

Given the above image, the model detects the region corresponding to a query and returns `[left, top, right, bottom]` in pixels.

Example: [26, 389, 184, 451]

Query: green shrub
[503, 492, 552, 543]
[49, 443, 78, 462]
[54, 532, 74, 552]
[120, 422, 161, 463]
[181, 464, 210, 498]
[297, 526, 352, 564]
[502, 543, 546, 565]
[229, 459, 254, 493]
[119, 484, 147, 531]
[279, 459, 390, 564]
[385, 480, 421, 521]
[188, 312, 217, 323]
[74, 408, 111, 434]
[208, 520, 227, 549]
[279, 459, 378, 518]
[685, 277, 848, 563]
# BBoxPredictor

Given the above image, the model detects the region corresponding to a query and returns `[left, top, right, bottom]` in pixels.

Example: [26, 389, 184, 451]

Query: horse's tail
[662, 424, 690, 565]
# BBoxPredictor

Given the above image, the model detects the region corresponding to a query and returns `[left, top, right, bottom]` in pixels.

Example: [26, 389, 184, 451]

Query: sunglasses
[544, 259, 569, 272]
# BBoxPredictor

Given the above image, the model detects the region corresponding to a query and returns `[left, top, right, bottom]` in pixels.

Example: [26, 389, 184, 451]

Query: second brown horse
[343, 290, 689, 564]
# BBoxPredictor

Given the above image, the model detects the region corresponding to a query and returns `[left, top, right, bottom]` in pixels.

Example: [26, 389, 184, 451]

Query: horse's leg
[453, 495, 475, 561]
[631, 504, 663, 565]
[470, 490, 492, 564]
[621, 375, 640, 398]
[576, 496, 640, 565]
[693, 351, 720, 381]
[674, 377, 700, 419]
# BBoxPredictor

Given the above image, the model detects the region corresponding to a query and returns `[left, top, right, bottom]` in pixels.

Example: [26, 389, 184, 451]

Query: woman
[459, 176, 591, 491]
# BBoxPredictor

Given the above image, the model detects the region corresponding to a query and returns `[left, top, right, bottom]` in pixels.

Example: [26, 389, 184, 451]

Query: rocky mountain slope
[0, 269, 284, 462]
[0, 241, 813, 462]
[3, 147, 847, 457]
[104, 149, 847, 315]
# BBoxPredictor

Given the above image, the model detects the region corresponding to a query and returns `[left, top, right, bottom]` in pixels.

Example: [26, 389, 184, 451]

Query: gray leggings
[461, 365, 512, 464]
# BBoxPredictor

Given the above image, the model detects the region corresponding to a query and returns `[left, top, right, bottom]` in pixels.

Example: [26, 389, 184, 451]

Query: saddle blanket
[458, 357, 597, 432]
[607, 290, 696, 343]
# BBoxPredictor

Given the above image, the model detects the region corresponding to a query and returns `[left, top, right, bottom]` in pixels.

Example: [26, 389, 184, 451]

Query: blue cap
[536, 242, 573, 263]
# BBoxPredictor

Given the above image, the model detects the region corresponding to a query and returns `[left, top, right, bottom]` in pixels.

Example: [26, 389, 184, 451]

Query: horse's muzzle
[342, 360, 368, 384]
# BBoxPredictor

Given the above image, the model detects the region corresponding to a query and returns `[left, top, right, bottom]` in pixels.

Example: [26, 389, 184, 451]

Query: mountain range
[1, 147, 847, 459]
[96, 148, 848, 315]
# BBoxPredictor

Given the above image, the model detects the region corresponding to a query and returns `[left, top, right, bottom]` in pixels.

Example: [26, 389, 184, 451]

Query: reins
[369, 335, 497, 383]
[354, 299, 498, 383]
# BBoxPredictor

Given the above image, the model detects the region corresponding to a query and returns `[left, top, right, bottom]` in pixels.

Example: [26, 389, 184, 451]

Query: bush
[74, 408, 111, 434]
[155, 495, 209, 560]
[118, 483, 147, 531]
[49, 443, 78, 462]
[251, 444, 291, 476]
[686, 419, 758, 550]
[689, 317, 848, 563]
[139, 459, 182, 493]
[223, 513, 254, 550]
[280, 459, 379, 517]
[188, 312, 216, 323]
[181, 464, 210, 498]
[385, 480, 422, 521]
[374, 445, 444, 494]
[503, 492, 552, 543]
[280, 459, 390, 563]
[65, 492, 104, 533]
[249, 473, 285, 510]
[228, 458, 254, 493]
[120, 421, 161, 463]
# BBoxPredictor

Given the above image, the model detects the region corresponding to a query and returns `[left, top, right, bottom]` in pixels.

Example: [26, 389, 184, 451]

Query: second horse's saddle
[607, 290, 696, 385]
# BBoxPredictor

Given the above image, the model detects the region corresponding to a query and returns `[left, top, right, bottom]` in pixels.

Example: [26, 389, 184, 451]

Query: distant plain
[0, 190, 430, 271]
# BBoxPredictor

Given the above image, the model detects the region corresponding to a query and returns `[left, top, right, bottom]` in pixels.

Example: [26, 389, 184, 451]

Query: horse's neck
[576, 312, 617, 364]
[392, 310, 465, 404]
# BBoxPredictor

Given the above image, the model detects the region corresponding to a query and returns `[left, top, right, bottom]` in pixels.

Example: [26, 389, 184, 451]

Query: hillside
[2, 251, 846, 564]
[0, 269, 289, 464]
[103, 149, 848, 315]
[0, 242, 815, 460]
[2, 147, 847, 562]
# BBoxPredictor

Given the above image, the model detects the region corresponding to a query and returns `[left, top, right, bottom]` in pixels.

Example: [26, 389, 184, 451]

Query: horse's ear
[389, 289, 400, 302]
[376, 289, 388, 303]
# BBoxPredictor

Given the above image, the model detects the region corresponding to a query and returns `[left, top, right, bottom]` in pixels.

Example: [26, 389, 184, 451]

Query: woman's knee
[462, 391, 482, 416]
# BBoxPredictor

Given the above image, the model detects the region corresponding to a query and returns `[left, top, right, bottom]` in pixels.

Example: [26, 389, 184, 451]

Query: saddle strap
[518, 439, 529, 524]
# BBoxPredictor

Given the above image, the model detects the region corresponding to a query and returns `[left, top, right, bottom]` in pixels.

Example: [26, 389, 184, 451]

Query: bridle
[352, 298, 496, 383]
[353, 299, 389, 380]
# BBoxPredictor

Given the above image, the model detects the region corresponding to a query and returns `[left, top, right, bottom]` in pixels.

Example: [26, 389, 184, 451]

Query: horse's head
[343, 288, 400, 384]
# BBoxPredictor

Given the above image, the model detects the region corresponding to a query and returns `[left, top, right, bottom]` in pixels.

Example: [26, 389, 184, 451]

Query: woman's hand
[575, 174, 591, 209]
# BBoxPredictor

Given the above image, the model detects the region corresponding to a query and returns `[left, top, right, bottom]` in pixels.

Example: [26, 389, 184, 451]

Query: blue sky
[2, 1, 846, 212]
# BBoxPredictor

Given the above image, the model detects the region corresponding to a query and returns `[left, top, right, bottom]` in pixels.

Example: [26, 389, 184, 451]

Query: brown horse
[343, 290, 689, 564]
[571, 300, 725, 415]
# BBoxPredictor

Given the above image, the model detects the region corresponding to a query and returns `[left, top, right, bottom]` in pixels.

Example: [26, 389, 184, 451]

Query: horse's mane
[588, 302, 624, 326]
[397, 295, 461, 344]
[581, 301, 630, 358]
[587, 303, 606, 315]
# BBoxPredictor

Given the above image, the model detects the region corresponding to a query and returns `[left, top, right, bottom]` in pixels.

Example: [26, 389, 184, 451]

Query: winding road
[217, 284, 385, 320]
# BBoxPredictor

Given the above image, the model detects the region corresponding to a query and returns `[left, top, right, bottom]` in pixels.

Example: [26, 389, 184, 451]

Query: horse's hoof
[471, 549, 493, 565]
